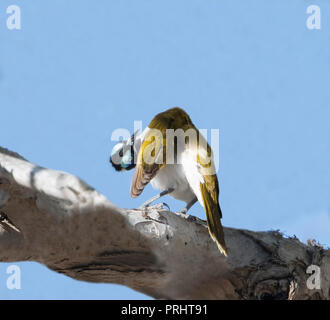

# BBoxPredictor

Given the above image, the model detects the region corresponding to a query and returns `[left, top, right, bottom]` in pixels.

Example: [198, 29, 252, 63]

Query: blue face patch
[121, 150, 132, 168]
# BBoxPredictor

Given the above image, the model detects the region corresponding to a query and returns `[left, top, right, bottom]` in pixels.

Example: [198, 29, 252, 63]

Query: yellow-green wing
[130, 128, 165, 197]
[130, 107, 194, 198]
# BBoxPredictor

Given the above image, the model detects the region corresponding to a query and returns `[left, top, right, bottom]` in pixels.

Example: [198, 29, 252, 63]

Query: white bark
[0, 146, 329, 299]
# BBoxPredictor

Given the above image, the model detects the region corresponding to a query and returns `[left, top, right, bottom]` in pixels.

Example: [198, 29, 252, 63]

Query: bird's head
[110, 132, 137, 172]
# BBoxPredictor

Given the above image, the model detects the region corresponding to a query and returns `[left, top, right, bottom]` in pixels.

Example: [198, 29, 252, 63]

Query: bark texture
[0, 146, 329, 299]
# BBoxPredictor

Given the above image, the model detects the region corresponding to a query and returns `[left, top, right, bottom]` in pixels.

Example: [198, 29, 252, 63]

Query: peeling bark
[0, 146, 329, 299]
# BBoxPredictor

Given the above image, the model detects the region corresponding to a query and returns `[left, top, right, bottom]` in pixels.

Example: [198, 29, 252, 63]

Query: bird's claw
[179, 208, 188, 215]
[138, 203, 170, 222]
[139, 202, 170, 211]
[186, 215, 197, 221]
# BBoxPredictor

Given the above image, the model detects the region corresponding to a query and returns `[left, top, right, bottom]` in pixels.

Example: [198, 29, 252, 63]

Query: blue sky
[0, 0, 329, 299]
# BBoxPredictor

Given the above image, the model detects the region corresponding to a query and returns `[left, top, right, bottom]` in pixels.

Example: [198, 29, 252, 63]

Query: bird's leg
[179, 197, 198, 215]
[139, 187, 174, 210]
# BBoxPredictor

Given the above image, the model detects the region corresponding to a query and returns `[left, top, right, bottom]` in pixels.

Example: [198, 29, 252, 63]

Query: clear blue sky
[0, 0, 329, 299]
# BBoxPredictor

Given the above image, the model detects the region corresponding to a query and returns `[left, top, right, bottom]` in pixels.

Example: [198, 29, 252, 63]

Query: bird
[110, 107, 228, 256]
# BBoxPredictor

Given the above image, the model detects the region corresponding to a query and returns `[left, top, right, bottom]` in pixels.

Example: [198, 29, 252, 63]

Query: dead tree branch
[0, 146, 329, 299]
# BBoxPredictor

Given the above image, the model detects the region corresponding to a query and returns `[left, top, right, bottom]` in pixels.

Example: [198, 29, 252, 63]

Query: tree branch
[0, 146, 329, 299]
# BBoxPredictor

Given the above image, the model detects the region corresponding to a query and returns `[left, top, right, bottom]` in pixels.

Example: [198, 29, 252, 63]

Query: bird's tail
[206, 204, 228, 256]
[200, 185, 228, 256]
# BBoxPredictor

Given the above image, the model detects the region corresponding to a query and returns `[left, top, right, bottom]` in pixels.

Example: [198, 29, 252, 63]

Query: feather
[195, 134, 228, 256]
[200, 178, 228, 256]
[130, 107, 190, 197]
[130, 129, 165, 197]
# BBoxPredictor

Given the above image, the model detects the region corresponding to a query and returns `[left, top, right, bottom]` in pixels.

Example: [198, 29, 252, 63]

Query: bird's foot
[139, 202, 171, 220]
[179, 207, 188, 215]
[139, 202, 170, 211]
[186, 215, 197, 222]
[154, 202, 170, 211]
[175, 209, 197, 222]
